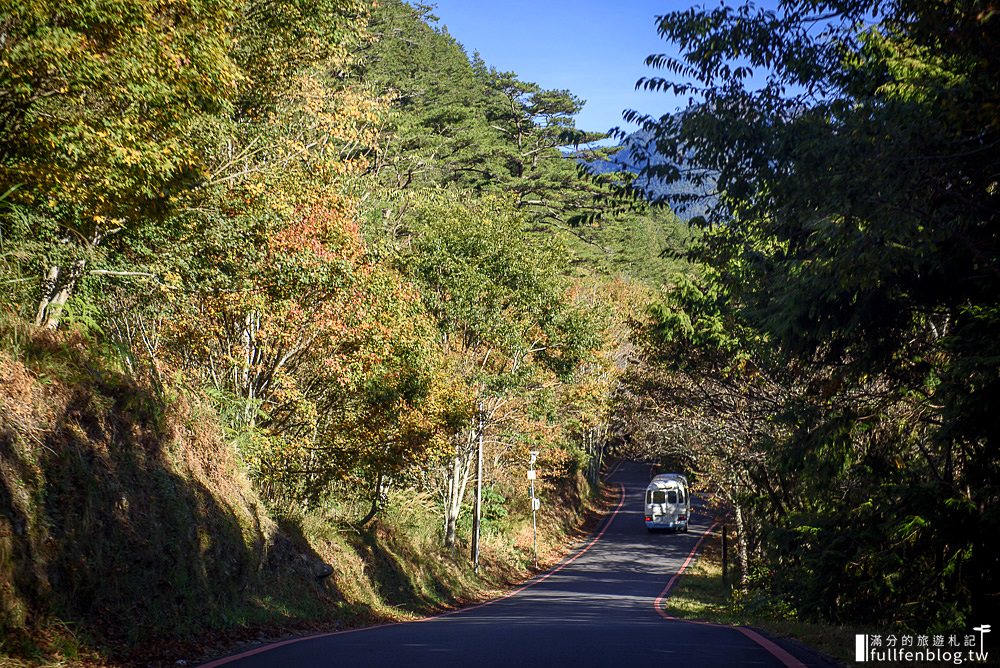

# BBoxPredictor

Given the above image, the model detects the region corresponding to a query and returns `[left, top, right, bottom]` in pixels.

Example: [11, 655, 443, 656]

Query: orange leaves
[268, 195, 365, 269]
[156, 180, 456, 497]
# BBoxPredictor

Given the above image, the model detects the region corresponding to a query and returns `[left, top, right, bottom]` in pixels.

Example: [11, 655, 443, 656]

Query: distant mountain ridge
[586, 129, 717, 221]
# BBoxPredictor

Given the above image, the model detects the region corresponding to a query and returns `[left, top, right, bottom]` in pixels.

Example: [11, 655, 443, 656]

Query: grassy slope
[663, 530, 856, 666]
[0, 326, 601, 667]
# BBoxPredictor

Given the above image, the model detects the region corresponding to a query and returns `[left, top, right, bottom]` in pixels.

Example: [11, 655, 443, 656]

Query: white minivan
[644, 473, 691, 532]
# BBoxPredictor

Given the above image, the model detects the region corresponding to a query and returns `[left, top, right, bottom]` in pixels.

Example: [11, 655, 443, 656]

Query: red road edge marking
[654, 522, 806, 668]
[653, 520, 718, 616]
[199, 484, 627, 668]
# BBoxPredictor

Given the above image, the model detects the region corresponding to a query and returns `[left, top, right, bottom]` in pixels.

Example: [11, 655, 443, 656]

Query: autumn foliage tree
[0, 0, 240, 327]
[0, 0, 684, 589]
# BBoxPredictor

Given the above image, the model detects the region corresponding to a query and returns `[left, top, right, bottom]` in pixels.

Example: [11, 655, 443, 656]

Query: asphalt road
[201, 461, 827, 667]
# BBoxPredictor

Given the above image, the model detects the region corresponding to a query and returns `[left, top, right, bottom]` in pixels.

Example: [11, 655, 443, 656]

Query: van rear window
[667, 490, 678, 504]
[652, 490, 666, 504]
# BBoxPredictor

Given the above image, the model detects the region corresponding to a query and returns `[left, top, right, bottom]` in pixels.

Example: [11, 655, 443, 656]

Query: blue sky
[411, 1, 687, 135]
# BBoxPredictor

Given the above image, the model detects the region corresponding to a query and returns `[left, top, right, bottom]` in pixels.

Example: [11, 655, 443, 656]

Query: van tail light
[645, 516, 652, 521]
[678, 515, 687, 521]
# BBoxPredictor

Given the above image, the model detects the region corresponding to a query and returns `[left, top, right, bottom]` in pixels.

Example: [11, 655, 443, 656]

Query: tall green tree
[363, 0, 637, 246]
[399, 189, 594, 546]
[630, 0, 999, 628]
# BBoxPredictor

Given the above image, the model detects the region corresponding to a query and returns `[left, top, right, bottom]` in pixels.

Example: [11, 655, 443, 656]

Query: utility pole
[471, 404, 484, 573]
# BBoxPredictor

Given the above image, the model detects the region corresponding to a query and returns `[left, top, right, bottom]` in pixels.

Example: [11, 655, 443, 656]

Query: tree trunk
[734, 504, 751, 586]
[35, 258, 87, 329]
[240, 310, 260, 426]
[443, 423, 477, 548]
[357, 473, 390, 529]
[34, 265, 61, 326]
[585, 426, 606, 486]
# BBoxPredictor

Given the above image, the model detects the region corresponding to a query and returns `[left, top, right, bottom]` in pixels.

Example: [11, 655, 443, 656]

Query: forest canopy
[620, 0, 999, 629]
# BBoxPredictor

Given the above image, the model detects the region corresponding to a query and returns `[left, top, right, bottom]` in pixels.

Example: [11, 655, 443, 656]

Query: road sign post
[472, 405, 484, 573]
[529, 450, 539, 567]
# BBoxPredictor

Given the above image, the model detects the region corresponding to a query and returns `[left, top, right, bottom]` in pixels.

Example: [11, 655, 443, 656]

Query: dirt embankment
[0, 334, 337, 665]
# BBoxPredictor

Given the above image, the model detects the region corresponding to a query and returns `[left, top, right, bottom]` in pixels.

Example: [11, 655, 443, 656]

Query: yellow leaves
[162, 271, 181, 288]
[120, 147, 143, 166]
[245, 180, 266, 196]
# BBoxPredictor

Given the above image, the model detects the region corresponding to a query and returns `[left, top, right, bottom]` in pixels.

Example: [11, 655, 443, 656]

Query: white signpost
[472, 406, 484, 573]
[529, 450, 539, 567]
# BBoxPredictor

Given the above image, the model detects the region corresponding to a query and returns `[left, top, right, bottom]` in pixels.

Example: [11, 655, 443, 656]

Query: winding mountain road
[200, 461, 827, 667]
